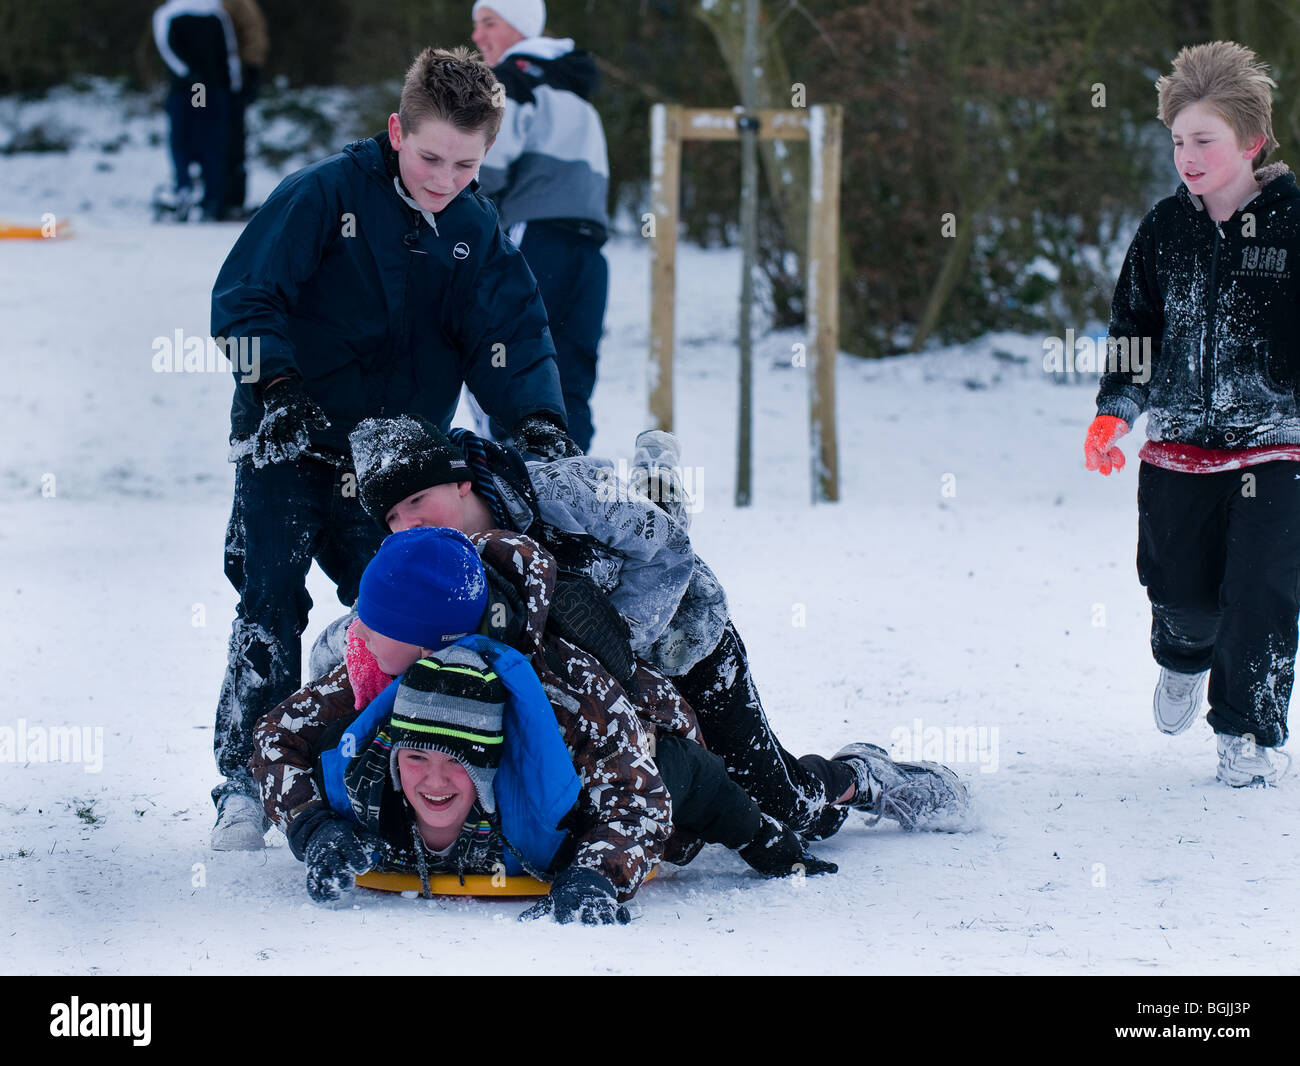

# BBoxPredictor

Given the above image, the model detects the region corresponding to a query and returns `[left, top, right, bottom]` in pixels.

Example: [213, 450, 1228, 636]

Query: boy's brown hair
[1156, 41, 1279, 164]
[398, 46, 503, 142]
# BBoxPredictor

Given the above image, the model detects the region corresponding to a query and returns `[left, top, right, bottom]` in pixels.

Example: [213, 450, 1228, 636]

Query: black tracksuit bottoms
[673, 623, 855, 836]
[1137, 459, 1300, 747]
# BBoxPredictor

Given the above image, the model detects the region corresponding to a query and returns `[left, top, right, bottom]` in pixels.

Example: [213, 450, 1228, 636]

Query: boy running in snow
[209, 46, 579, 850]
[1085, 41, 1297, 785]
[253, 527, 836, 923]
[329, 416, 972, 838]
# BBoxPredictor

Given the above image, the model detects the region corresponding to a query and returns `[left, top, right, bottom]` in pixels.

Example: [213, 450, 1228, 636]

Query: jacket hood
[496, 42, 599, 100]
[342, 133, 390, 186]
[500, 36, 574, 63]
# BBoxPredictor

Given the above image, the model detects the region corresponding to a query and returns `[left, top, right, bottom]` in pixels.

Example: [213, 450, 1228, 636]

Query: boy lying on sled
[251, 526, 836, 924]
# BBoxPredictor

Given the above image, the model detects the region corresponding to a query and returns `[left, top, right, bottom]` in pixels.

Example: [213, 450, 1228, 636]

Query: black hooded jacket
[1097, 162, 1300, 449]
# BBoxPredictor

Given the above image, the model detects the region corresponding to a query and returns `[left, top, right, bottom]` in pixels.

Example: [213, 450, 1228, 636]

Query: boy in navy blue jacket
[209, 45, 578, 848]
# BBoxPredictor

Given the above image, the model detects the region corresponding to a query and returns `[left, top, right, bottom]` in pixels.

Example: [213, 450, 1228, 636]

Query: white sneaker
[1153, 667, 1208, 735]
[211, 793, 268, 850]
[1216, 734, 1291, 787]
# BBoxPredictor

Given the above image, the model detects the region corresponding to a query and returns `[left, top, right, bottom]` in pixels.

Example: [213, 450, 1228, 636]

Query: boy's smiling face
[397, 749, 479, 841]
[387, 114, 493, 214]
[1171, 101, 1264, 205]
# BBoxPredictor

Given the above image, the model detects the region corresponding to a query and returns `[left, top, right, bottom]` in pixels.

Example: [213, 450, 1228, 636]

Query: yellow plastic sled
[355, 867, 654, 897]
[355, 869, 549, 897]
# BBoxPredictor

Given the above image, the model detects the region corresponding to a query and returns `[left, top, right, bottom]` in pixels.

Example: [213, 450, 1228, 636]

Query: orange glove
[1084, 415, 1130, 475]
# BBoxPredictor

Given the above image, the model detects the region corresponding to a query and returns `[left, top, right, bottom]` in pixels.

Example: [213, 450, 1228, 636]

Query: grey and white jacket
[527, 436, 728, 676]
[478, 37, 609, 233]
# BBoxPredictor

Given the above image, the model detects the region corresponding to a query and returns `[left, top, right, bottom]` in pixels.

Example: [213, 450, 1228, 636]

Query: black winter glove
[304, 817, 374, 902]
[252, 377, 331, 468]
[518, 866, 631, 925]
[739, 813, 838, 879]
[549, 575, 638, 694]
[482, 562, 527, 645]
[513, 413, 582, 462]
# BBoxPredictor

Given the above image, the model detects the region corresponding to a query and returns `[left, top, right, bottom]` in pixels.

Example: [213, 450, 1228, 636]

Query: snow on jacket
[525, 456, 729, 675]
[1097, 162, 1300, 449]
[477, 37, 609, 233]
[251, 529, 690, 899]
[153, 0, 241, 92]
[212, 132, 566, 453]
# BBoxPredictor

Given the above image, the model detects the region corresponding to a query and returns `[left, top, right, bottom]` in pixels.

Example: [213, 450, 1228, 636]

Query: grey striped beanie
[389, 643, 506, 814]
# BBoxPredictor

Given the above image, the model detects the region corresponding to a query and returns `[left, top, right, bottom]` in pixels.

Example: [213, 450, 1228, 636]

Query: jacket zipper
[377, 205, 424, 418]
[1202, 219, 1225, 419]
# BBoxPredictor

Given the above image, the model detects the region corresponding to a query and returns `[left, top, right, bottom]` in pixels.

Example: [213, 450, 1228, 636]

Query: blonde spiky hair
[1157, 41, 1279, 164]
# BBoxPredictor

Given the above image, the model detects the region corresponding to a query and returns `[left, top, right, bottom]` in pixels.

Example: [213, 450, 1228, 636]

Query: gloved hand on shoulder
[513, 413, 582, 462]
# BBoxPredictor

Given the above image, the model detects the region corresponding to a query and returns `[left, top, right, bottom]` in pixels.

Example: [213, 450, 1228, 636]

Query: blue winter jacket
[212, 132, 567, 452]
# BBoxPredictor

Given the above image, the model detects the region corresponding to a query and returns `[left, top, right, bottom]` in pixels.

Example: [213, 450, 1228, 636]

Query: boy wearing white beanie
[470, 1, 610, 454]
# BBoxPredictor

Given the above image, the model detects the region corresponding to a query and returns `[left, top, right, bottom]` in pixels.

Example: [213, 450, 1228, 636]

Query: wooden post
[736, 0, 759, 508]
[807, 104, 842, 503]
[648, 102, 839, 501]
[648, 103, 682, 432]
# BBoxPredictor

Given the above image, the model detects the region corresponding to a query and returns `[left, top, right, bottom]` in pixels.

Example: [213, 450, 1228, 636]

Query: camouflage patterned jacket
[251, 530, 699, 899]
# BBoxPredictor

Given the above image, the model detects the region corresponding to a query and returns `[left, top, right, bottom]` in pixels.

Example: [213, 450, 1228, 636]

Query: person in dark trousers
[208, 46, 579, 849]
[153, 0, 241, 221]
[1086, 41, 1299, 786]
[221, 0, 268, 218]
[471, 1, 610, 452]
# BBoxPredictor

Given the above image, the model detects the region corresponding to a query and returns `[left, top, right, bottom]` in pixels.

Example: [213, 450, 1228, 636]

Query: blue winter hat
[357, 528, 488, 650]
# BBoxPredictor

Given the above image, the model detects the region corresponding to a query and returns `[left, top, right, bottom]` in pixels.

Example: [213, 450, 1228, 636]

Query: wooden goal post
[648, 103, 843, 503]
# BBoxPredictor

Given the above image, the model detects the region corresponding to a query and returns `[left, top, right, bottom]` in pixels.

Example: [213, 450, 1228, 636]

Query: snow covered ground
[2, 87, 1297, 976]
